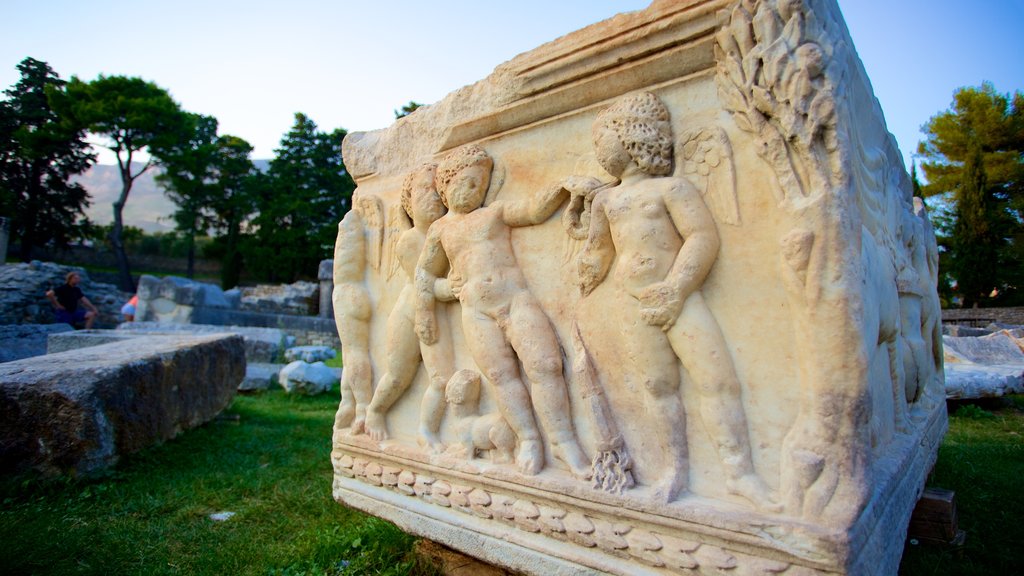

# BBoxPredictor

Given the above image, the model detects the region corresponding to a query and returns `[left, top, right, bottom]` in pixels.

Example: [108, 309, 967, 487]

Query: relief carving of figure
[332, 200, 376, 439]
[444, 369, 516, 464]
[415, 144, 590, 479]
[363, 163, 457, 449]
[573, 92, 775, 508]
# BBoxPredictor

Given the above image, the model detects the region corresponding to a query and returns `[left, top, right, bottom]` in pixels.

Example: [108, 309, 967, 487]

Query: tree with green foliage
[54, 75, 186, 290]
[918, 83, 1024, 307]
[206, 135, 259, 289]
[155, 113, 219, 279]
[0, 57, 94, 261]
[244, 113, 354, 282]
[394, 101, 423, 119]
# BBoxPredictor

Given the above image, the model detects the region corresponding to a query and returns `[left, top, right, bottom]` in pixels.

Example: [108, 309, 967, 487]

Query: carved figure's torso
[438, 205, 527, 314]
[602, 179, 685, 298]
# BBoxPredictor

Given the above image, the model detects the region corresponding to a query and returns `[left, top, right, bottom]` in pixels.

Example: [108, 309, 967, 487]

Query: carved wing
[384, 204, 412, 280]
[676, 127, 740, 226]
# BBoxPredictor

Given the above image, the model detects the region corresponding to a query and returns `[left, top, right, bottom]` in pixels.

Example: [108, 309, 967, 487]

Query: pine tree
[918, 83, 1024, 305]
[55, 75, 185, 290]
[244, 113, 354, 282]
[0, 57, 94, 260]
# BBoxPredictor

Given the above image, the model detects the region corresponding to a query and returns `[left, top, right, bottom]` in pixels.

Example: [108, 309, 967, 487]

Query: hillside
[72, 160, 271, 233]
[71, 164, 175, 233]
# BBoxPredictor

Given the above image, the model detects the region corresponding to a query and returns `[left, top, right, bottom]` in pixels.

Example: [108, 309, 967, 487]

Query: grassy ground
[899, 395, 1024, 575]
[1, 387, 1019, 575]
[0, 390, 433, 576]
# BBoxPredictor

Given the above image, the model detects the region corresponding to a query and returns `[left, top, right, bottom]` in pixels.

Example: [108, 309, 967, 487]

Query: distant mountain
[72, 160, 271, 233]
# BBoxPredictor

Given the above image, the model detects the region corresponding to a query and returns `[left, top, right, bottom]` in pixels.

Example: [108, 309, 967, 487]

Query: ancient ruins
[329, 1, 948, 574]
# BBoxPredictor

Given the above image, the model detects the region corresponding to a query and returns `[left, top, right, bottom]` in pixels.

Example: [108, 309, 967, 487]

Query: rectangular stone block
[0, 333, 244, 476]
[330, 1, 947, 574]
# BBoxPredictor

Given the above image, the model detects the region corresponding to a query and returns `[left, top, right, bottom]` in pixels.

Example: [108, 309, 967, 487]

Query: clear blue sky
[2, 0, 1022, 173]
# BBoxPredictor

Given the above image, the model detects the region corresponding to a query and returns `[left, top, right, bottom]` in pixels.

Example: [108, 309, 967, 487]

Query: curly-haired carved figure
[415, 144, 590, 479]
[576, 92, 776, 508]
[364, 163, 457, 450]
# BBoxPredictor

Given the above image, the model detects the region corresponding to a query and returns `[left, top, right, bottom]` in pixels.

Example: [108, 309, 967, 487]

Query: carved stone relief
[330, 1, 946, 574]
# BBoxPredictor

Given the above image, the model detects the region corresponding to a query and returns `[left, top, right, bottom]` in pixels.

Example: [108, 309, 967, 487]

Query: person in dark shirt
[46, 271, 98, 329]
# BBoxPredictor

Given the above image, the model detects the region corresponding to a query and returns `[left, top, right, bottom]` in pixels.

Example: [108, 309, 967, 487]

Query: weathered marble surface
[330, 1, 947, 574]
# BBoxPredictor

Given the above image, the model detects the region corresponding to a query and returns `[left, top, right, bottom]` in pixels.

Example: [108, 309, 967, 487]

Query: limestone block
[240, 362, 284, 392]
[329, 2, 947, 575]
[942, 333, 1024, 365]
[0, 324, 73, 363]
[944, 364, 1024, 399]
[46, 329, 136, 355]
[117, 322, 291, 363]
[0, 334, 243, 476]
[135, 275, 232, 323]
[285, 345, 337, 363]
[279, 361, 337, 395]
[240, 281, 319, 316]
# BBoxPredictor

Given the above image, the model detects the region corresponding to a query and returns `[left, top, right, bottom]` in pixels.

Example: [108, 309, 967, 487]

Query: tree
[394, 101, 423, 119]
[55, 75, 185, 291]
[918, 83, 1024, 306]
[206, 135, 259, 289]
[244, 113, 354, 282]
[155, 113, 219, 278]
[0, 57, 94, 260]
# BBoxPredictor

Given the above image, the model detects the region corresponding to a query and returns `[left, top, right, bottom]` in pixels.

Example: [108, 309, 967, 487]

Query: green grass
[0, 389, 432, 576]
[899, 395, 1024, 575]
[2, 387, 1019, 575]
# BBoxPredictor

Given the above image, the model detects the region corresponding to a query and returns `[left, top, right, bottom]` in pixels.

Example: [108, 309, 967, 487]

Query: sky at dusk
[2, 0, 1022, 173]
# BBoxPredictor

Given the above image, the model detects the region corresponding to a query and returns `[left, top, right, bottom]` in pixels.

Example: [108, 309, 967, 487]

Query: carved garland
[334, 453, 822, 575]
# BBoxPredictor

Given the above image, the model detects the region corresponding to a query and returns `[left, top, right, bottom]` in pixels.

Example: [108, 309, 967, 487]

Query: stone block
[0, 323, 74, 363]
[46, 329, 137, 354]
[117, 322, 291, 363]
[329, 2, 948, 575]
[279, 361, 337, 395]
[240, 362, 284, 392]
[285, 345, 337, 363]
[135, 275, 232, 324]
[0, 333, 243, 476]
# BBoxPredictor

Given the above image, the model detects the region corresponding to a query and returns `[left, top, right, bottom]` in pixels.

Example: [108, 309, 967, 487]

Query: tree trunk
[18, 161, 43, 262]
[185, 229, 195, 279]
[221, 219, 241, 289]
[111, 163, 135, 292]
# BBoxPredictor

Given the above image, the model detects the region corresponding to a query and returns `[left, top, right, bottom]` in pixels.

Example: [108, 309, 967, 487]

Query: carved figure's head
[594, 92, 673, 177]
[437, 145, 493, 214]
[401, 162, 445, 225]
[445, 369, 482, 407]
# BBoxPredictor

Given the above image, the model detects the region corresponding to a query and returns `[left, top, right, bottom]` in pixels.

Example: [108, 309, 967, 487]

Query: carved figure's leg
[419, 307, 455, 452]
[624, 319, 688, 502]
[365, 289, 420, 441]
[507, 292, 591, 479]
[670, 292, 779, 510]
[462, 307, 544, 475]
[338, 327, 372, 436]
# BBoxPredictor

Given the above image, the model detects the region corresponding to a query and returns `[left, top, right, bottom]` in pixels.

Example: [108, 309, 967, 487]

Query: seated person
[46, 271, 98, 329]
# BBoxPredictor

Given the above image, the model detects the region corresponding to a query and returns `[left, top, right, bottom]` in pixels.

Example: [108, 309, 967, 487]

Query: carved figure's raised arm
[501, 179, 575, 228]
[639, 180, 721, 329]
[578, 192, 615, 297]
[415, 224, 449, 345]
